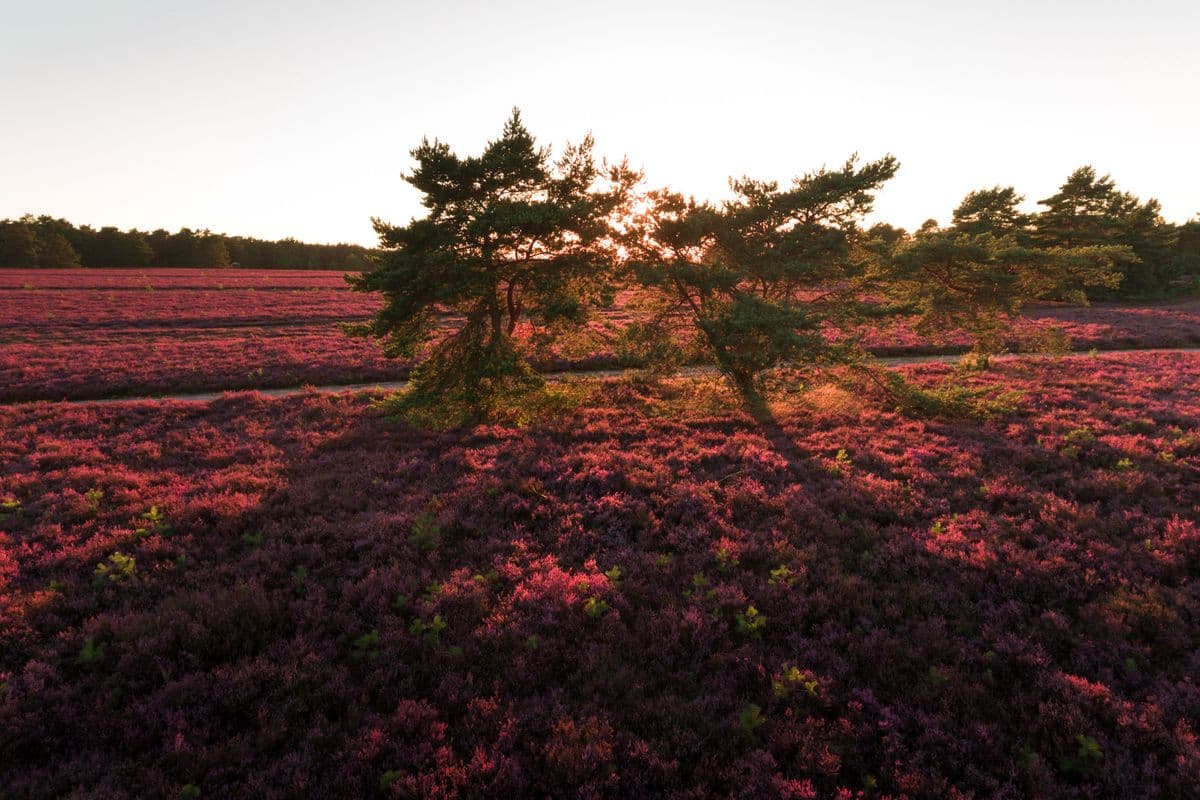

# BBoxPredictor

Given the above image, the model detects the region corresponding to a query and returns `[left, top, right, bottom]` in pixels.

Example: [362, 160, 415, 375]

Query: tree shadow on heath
[2, 380, 1197, 798]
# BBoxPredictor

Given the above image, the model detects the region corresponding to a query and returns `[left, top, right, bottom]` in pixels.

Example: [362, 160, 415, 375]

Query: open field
[2, 269, 1200, 402]
[1, 352, 1198, 798]
[0, 268, 356, 290]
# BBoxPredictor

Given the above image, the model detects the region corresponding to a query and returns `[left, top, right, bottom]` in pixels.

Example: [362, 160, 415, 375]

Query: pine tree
[1034, 166, 1176, 295]
[348, 109, 638, 419]
[951, 186, 1030, 240]
[883, 207, 1127, 366]
[631, 155, 899, 398]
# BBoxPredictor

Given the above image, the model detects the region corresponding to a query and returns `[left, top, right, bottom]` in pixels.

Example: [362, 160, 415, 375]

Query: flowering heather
[1, 269, 1198, 402]
[1, 352, 1197, 798]
[0, 268, 356, 290]
[1, 288, 378, 330]
[0, 327, 409, 401]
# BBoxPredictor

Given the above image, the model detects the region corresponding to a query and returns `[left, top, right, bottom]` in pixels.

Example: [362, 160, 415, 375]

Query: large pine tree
[1034, 166, 1176, 294]
[631, 155, 899, 398]
[349, 109, 638, 415]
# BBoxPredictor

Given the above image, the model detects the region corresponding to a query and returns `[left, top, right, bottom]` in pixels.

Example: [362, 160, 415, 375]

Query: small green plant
[0, 498, 22, 521]
[1057, 734, 1103, 778]
[84, 488, 104, 512]
[409, 614, 447, 645]
[351, 629, 381, 662]
[135, 505, 171, 537]
[735, 605, 766, 638]
[379, 770, 402, 790]
[772, 663, 818, 698]
[47, 578, 65, 593]
[1064, 427, 1096, 444]
[1114, 457, 1134, 471]
[584, 596, 610, 620]
[685, 572, 716, 601]
[715, 545, 738, 573]
[604, 565, 622, 583]
[292, 565, 308, 593]
[179, 784, 201, 799]
[421, 582, 442, 604]
[585, 594, 614, 618]
[525, 634, 540, 651]
[927, 665, 948, 686]
[409, 512, 441, 552]
[240, 531, 263, 547]
[77, 637, 106, 665]
[768, 564, 796, 587]
[94, 552, 136, 585]
[1016, 743, 1046, 774]
[739, 703, 765, 733]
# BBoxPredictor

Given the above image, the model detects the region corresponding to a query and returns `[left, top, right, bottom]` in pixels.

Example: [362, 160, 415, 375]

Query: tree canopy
[1033, 166, 1177, 294]
[881, 225, 1125, 366]
[348, 109, 639, 416]
[629, 155, 900, 397]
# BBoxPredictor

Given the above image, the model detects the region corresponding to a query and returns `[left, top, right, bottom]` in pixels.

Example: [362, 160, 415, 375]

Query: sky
[2, 0, 1197, 246]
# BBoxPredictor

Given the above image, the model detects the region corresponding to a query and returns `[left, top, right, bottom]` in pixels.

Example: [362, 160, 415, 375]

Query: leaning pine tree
[348, 109, 638, 422]
[629, 154, 900, 402]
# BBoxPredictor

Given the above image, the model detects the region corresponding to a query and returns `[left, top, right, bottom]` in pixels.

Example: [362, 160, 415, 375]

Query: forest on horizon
[0, 214, 377, 272]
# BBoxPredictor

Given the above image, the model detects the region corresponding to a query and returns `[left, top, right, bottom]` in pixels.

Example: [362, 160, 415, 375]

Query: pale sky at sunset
[2, 0, 1197, 246]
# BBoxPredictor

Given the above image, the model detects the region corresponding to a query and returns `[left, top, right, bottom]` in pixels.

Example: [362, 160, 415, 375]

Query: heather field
[0, 268, 355, 290]
[1, 352, 1198, 798]
[2, 269, 1199, 402]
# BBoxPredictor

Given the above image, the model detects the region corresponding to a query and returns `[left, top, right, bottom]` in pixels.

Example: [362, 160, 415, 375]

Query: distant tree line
[0, 215, 377, 271]
[878, 167, 1200, 298]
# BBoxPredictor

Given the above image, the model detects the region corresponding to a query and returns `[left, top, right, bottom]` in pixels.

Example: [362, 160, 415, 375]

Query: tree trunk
[488, 297, 503, 353]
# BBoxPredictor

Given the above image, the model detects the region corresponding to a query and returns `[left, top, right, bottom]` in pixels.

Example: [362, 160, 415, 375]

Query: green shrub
[94, 552, 136, 585]
[735, 605, 766, 638]
[350, 629, 380, 662]
[739, 703, 765, 733]
[409, 512, 441, 551]
[584, 596, 609, 620]
[76, 637, 106, 666]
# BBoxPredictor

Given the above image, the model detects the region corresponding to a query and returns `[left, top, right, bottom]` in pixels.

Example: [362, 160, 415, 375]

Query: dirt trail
[13, 346, 1197, 407]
